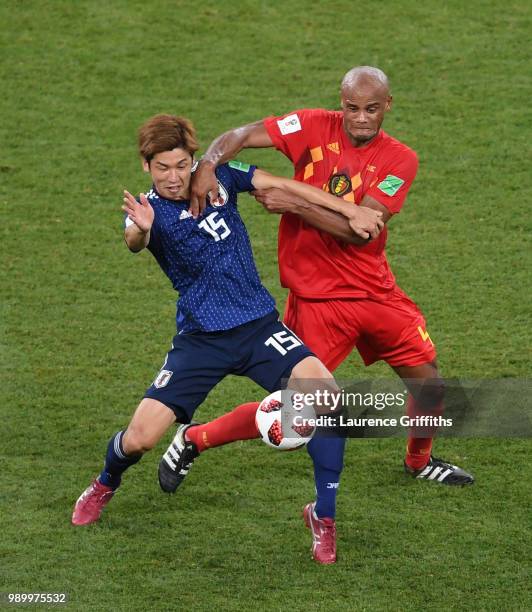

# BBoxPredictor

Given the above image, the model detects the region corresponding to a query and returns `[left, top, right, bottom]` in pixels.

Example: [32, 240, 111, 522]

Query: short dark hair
[138, 114, 199, 162]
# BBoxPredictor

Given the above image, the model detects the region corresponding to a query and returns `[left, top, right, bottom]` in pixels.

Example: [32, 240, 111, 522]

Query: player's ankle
[405, 456, 429, 471]
[183, 425, 194, 441]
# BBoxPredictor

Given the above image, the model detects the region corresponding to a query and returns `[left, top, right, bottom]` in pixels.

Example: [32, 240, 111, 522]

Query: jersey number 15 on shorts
[265, 330, 302, 356]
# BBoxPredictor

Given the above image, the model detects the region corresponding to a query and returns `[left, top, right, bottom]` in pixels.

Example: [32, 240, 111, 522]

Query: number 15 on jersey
[198, 212, 231, 242]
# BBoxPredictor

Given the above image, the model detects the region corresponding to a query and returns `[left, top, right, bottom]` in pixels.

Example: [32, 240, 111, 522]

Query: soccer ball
[255, 389, 316, 450]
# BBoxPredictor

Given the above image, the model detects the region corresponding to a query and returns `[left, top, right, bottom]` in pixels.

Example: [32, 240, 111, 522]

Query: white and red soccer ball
[255, 389, 316, 450]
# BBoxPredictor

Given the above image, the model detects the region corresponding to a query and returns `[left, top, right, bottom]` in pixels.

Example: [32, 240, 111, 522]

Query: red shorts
[284, 288, 437, 371]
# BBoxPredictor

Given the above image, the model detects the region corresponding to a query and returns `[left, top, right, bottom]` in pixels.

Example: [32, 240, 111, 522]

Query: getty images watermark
[292, 388, 451, 429]
[281, 379, 532, 438]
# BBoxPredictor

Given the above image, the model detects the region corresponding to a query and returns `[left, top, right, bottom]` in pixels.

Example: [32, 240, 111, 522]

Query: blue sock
[98, 431, 142, 489]
[307, 436, 346, 519]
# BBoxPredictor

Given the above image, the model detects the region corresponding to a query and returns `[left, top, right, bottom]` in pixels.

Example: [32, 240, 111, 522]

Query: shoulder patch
[377, 175, 405, 196]
[228, 160, 251, 172]
[277, 113, 301, 135]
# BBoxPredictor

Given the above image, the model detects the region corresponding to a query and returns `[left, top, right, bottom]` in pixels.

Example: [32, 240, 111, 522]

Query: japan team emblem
[154, 369, 173, 389]
[212, 182, 229, 207]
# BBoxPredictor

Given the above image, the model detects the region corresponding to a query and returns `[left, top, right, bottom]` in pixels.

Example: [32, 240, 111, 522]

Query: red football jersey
[263, 109, 419, 299]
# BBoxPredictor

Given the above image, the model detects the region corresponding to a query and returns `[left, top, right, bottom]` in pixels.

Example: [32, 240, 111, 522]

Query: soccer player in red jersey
[187, 66, 474, 564]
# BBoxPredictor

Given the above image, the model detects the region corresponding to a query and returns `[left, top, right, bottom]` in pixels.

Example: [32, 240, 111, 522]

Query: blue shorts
[144, 310, 314, 422]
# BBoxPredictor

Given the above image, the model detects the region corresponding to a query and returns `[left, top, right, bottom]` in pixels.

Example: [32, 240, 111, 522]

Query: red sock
[185, 402, 260, 453]
[404, 394, 443, 470]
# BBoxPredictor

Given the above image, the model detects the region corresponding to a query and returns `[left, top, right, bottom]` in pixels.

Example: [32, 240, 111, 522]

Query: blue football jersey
[136, 162, 276, 333]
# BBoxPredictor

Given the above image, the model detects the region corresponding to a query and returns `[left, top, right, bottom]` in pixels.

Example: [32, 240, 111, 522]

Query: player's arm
[358, 194, 392, 224]
[292, 200, 374, 244]
[190, 120, 273, 217]
[253, 188, 376, 244]
[252, 188, 392, 244]
[251, 170, 384, 240]
[122, 190, 154, 252]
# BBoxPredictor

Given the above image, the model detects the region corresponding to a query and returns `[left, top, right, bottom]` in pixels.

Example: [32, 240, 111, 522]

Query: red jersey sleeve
[366, 145, 419, 214]
[263, 109, 328, 163]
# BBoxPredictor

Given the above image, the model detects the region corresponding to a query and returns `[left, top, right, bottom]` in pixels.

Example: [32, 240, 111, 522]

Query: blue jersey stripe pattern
[145, 163, 275, 333]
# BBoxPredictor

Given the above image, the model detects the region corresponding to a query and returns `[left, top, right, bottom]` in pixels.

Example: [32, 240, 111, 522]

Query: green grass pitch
[1, 1, 531, 610]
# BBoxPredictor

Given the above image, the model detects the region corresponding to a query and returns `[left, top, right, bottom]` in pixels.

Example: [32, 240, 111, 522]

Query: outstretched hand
[122, 190, 154, 233]
[189, 161, 219, 218]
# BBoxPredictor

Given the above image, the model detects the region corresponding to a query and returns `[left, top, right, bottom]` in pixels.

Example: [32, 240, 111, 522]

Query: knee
[416, 377, 445, 411]
[430, 376, 445, 404]
[123, 425, 158, 454]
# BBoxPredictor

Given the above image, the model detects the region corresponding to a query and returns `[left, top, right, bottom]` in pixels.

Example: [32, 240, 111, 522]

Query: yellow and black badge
[328, 173, 351, 196]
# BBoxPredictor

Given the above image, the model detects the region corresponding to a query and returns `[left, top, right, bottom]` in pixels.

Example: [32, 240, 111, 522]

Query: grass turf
[1, 1, 531, 610]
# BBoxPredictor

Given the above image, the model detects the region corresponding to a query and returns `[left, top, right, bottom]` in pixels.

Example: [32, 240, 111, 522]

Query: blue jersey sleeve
[217, 161, 257, 193]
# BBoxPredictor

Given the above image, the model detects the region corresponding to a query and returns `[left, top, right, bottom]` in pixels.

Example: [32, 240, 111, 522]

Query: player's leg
[287, 355, 344, 564]
[104, 398, 177, 486]
[355, 289, 473, 485]
[73, 332, 230, 522]
[183, 401, 260, 451]
[239, 310, 346, 564]
[283, 293, 359, 498]
[72, 398, 176, 526]
[283, 296, 360, 564]
[393, 361, 474, 485]
[393, 360, 443, 471]
[287, 355, 345, 521]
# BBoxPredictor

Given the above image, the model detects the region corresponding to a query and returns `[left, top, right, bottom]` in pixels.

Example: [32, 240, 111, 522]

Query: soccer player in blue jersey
[72, 114, 382, 532]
